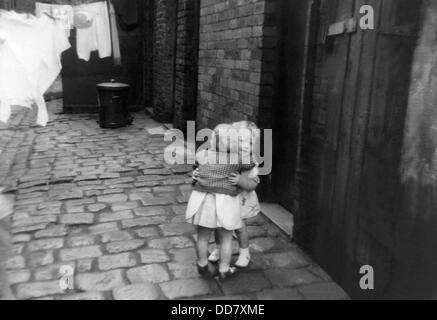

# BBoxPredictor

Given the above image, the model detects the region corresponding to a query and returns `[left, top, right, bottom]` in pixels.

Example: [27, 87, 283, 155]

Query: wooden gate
[300, 0, 423, 298]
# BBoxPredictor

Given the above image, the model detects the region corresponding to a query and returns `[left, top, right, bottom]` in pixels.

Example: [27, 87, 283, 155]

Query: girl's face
[211, 124, 240, 153]
[234, 122, 260, 155]
[239, 130, 252, 155]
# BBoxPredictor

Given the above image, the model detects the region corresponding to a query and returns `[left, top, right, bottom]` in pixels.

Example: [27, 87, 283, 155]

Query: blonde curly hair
[210, 123, 240, 154]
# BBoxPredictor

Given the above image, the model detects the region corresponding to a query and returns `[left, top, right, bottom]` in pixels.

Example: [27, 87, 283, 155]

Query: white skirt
[186, 191, 243, 231]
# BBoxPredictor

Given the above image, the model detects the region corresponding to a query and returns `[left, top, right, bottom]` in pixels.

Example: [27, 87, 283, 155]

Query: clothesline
[42, 11, 59, 20]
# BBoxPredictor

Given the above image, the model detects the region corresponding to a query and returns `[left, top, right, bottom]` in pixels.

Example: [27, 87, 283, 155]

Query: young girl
[186, 124, 255, 279]
[208, 121, 261, 268]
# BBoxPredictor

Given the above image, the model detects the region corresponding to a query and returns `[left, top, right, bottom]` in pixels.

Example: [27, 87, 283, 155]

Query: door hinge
[322, 17, 358, 43]
[328, 17, 358, 36]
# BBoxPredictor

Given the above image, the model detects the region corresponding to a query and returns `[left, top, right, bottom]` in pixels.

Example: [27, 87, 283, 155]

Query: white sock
[198, 260, 208, 268]
[219, 264, 230, 273]
[239, 248, 250, 257]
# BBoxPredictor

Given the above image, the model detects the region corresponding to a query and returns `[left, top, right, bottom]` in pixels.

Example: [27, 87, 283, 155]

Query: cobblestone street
[0, 100, 348, 300]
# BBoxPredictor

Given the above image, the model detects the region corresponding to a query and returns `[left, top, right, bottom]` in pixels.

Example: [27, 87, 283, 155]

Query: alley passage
[0, 100, 348, 300]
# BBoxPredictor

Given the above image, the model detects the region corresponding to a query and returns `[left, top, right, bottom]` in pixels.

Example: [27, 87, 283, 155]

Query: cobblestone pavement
[1, 100, 349, 300]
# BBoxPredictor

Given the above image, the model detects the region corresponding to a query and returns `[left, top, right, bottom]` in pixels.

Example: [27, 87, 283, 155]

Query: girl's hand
[192, 169, 200, 181]
[229, 173, 241, 186]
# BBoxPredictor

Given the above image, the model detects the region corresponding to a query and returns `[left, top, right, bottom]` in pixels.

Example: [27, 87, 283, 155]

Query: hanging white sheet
[0, 11, 71, 126]
[35, 2, 74, 37]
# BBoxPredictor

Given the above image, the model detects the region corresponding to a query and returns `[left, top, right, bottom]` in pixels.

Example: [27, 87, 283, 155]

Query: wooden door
[355, 0, 422, 298]
[304, 0, 422, 299]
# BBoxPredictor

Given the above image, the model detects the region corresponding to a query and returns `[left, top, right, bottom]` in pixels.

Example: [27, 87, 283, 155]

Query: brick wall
[196, 0, 279, 129]
[173, 0, 200, 130]
[152, 0, 178, 122]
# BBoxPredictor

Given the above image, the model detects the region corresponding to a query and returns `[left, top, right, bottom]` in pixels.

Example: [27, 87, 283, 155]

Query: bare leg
[235, 220, 251, 268]
[217, 228, 234, 273]
[208, 229, 221, 262]
[196, 226, 212, 267]
[236, 220, 249, 249]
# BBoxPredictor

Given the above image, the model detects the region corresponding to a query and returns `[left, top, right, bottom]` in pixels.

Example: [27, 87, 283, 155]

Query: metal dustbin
[97, 80, 133, 129]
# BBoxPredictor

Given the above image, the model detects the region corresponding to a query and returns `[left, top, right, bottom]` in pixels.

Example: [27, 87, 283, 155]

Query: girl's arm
[229, 170, 260, 191]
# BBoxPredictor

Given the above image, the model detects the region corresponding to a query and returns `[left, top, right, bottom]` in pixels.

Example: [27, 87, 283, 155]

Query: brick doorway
[268, 0, 320, 215]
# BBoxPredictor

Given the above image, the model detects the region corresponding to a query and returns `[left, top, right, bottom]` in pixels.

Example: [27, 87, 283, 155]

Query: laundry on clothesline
[0, 10, 70, 126]
[75, 1, 112, 61]
[35, 2, 74, 37]
[34, 1, 121, 64]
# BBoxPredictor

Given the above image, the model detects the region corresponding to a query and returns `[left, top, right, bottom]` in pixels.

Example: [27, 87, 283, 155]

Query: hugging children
[185, 121, 261, 280]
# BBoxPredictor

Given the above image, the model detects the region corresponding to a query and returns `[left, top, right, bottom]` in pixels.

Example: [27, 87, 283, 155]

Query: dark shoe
[197, 263, 218, 278]
[218, 267, 239, 281]
[197, 263, 208, 276]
